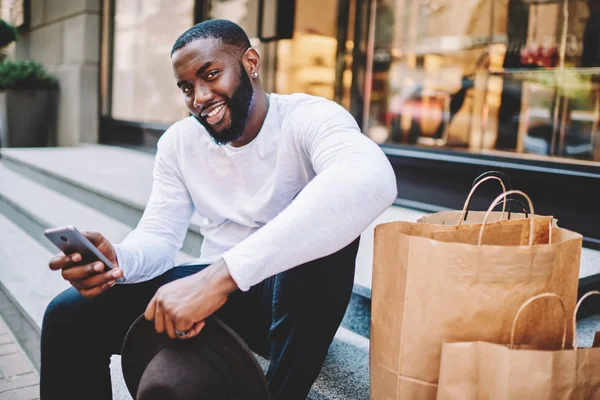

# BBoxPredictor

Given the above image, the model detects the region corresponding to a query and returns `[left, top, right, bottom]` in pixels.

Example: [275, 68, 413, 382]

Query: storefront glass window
[367, 0, 600, 165]
[111, 0, 194, 124]
[109, 0, 357, 125]
[208, 0, 355, 105]
[274, 0, 341, 100]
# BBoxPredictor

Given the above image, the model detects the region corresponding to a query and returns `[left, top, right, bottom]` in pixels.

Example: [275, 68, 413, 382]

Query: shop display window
[366, 0, 600, 165]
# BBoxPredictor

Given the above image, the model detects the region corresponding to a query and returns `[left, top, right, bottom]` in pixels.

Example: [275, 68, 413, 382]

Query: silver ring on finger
[175, 330, 188, 338]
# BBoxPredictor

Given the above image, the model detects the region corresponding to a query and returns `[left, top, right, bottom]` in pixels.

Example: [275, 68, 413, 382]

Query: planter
[0, 89, 58, 148]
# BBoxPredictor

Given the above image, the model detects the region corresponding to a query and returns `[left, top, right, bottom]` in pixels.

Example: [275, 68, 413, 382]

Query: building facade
[3, 0, 599, 248]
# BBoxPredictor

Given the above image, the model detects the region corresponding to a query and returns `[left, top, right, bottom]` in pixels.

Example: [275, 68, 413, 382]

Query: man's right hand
[49, 231, 124, 298]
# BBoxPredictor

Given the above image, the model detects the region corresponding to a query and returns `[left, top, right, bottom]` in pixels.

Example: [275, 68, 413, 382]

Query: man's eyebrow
[196, 61, 216, 77]
[176, 61, 216, 88]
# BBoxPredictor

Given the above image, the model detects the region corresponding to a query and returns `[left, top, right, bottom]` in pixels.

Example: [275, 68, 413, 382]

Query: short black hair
[171, 19, 251, 57]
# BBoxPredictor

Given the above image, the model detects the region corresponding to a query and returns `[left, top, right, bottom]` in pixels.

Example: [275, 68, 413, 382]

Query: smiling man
[40, 20, 397, 400]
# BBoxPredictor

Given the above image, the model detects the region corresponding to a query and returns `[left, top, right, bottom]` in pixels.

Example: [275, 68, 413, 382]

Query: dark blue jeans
[40, 238, 359, 400]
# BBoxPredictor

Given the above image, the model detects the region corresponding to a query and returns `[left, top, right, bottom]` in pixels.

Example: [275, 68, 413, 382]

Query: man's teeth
[208, 105, 224, 117]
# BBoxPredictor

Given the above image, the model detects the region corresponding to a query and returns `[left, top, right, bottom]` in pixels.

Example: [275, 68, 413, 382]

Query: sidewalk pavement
[0, 317, 38, 400]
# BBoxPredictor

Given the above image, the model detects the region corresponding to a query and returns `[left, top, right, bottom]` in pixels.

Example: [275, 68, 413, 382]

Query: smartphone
[44, 226, 116, 271]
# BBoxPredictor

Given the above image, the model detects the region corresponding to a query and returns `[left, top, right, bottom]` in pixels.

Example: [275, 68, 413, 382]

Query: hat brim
[121, 315, 271, 399]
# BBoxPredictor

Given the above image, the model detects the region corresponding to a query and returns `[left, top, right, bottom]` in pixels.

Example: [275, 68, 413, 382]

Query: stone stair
[0, 145, 428, 299]
[1, 144, 600, 400]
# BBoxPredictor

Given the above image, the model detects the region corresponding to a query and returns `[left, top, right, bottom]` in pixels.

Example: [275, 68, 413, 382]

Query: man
[41, 20, 397, 400]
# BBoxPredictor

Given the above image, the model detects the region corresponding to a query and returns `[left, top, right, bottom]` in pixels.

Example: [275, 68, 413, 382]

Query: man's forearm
[204, 258, 239, 295]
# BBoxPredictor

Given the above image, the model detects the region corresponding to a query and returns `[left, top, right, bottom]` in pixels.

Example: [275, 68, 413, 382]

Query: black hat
[121, 315, 271, 400]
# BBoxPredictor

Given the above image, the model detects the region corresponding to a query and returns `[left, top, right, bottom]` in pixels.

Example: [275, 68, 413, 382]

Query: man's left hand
[144, 259, 238, 340]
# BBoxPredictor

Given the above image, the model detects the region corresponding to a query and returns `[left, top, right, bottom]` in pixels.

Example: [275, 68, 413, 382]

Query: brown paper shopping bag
[371, 191, 582, 400]
[418, 175, 557, 226]
[437, 292, 600, 400]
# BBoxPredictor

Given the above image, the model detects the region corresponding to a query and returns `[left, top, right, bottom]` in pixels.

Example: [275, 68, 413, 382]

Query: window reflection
[274, 0, 341, 100]
[111, 0, 194, 124]
[368, 0, 600, 165]
[110, 0, 354, 124]
[210, 0, 342, 100]
[210, 0, 357, 109]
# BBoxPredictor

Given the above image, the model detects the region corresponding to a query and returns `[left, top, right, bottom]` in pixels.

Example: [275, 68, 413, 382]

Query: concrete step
[2, 213, 599, 400]
[0, 215, 369, 399]
[2, 191, 599, 400]
[4, 145, 600, 301]
[0, 163, 194, 266]
[1, 145, 200, 258]
[0, 215, 63, 369]
[1, 145, 430, 299]
[3, 144, 599, 297]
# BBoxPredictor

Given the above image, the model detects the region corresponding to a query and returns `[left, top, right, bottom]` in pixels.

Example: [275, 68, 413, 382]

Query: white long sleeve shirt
[113, 93, 397, 291]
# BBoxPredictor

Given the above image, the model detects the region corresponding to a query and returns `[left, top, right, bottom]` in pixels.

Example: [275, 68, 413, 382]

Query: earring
[253, 72, 258, 79]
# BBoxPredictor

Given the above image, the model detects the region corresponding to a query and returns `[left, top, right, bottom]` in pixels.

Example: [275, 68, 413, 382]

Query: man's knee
[42, 287, 83, 334]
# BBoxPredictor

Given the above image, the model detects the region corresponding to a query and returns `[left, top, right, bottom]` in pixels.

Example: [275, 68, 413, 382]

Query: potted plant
[0, 19, 59, 148]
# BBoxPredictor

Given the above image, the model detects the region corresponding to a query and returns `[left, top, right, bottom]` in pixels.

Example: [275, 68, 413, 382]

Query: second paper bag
[437, 292, 600, 400]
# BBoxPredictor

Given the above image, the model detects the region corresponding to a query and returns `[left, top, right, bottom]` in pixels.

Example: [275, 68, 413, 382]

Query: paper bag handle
[478, 190, 535, 247]
[572, 291, 600, 349]
[510, 293, 567, 350]
[458, 176, 507, 226]
[471, 171, 512, 192]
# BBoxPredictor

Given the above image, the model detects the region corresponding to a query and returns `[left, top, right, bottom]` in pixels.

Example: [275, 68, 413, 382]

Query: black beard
[194, 65, 254, 146]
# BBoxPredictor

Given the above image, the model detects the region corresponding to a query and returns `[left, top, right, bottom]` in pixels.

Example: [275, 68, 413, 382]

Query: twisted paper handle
[478, 190, 535, 247]
[573, 291, 600, 349]
[510, 293, 567, 350]
[457, 176, 507, 227]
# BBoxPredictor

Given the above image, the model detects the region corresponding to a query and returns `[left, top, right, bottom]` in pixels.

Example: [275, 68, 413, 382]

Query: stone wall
[15, 0, 101, 146]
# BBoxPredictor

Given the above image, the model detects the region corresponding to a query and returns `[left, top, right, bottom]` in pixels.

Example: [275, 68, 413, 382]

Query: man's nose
[193, 85, 213, 109]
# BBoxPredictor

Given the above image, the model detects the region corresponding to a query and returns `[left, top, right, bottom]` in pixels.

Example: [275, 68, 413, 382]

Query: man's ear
[243, 47, 260, 76]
